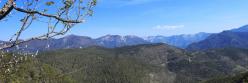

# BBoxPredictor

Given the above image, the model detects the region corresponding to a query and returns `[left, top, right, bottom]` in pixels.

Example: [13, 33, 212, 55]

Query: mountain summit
[95, 35, 149, 48]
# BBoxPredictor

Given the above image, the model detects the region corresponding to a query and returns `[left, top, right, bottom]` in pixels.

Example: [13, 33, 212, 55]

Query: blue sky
[1, 0, 248, 40]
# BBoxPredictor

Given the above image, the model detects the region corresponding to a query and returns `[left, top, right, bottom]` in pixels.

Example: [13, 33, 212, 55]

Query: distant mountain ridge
[187, 25, 248, 50]
[0, 41, 5, 48]
[3, 24, 248, 51]
[230, 25, 248, 32]
[5, 23, 248, 52]
[146, 32, 211, 48]
[2, 35, 150, 52]
[0, 33, 211, 52]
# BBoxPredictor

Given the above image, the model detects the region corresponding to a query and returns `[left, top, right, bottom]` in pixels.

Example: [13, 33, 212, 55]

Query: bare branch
[0, 0, 15, 20]
[13, 7, 83, 23]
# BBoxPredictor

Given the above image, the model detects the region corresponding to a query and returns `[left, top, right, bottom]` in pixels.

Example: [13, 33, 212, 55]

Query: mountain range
[2, 24, 248, 52]
[95, 35, 150, 48]
[0, 33, 211, 52]
[187, 25, 248, 50]
[146, 32, 211, 48]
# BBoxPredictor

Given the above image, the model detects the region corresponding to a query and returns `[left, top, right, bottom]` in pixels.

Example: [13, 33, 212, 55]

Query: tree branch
[0, 0, 15, 20]
[0, 0, 97, 50]
[13, 7, 83, 23]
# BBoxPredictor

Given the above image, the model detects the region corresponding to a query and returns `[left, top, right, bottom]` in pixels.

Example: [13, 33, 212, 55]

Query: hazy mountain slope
[230, 25, 248, 32]
[0, 41, 4, 44]
[1, 32, 212, 52]
[187, 25, 248, 50]
[146, 32, 211, 48]
[187, 31, 248, 50]
[6, 35, 149, 52]
[0, 41, 5, 48]
[9, 35, 97, 52]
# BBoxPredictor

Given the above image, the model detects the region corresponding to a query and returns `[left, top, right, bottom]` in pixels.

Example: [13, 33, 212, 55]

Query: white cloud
[153, 25, 184, 30]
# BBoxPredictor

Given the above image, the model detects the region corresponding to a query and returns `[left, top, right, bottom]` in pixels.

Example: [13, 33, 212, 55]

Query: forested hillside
[1, 44, 248, 83]
[0, 53, 75, 83]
